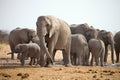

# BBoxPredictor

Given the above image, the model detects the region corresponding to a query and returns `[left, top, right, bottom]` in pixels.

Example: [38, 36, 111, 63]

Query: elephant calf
[71, 34, 89, 66]
[15, 43, 41, 66]
[88, 39, 105, 66]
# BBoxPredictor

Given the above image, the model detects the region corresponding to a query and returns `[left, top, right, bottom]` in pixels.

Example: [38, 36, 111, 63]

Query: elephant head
[98, 30, 114, 45]
[26, 29, 38, 43]
[36, 16, 55, 64]
[85, 28, 98, 42]
[15, 44, 27, 53]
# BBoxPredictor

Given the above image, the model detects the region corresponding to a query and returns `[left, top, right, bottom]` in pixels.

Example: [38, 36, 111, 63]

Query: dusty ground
[0, 43, 120, 80]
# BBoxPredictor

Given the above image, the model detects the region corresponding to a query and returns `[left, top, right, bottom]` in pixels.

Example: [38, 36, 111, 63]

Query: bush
[0, 30, 9, 43]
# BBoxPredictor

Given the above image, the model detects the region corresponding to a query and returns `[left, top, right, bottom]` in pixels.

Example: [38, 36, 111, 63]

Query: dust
[0, 44, 120, 80]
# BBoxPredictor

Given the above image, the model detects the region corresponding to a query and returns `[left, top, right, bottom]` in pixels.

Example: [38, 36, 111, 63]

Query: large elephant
[15, 43, 41, 66]
[71, 34, 89, 66]
[97, 30, 114, 64]
[36, 16, 71, 67]
[114, 31, 120, 63]
[70, 23, 98, 42]
[88, 39, 105, 66]
[8, 28, 37, 59]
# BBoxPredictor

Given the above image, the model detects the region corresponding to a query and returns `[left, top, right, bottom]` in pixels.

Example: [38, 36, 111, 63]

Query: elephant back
[75, 23, 89, 35]
[114, 31, 120, 44]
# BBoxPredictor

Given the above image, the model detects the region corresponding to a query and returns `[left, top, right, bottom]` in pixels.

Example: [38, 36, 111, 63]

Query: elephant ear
[47, 16, 58, 38]
[27, 29, 36, 42]
[16, 44, 26, 53]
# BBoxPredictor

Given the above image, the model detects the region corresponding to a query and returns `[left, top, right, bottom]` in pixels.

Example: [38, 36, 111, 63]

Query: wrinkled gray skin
[31, 38, 47, 67]
[114, 31, 120, 63]
[36, 16, 71, 67]
[88, 39, 105, 66]
[71, 34, 89, 66]
[97, 30, 114, 64]
[70, 23, 98, 42]
[9, 28, 37, 59]
[15, 43, 41, 66]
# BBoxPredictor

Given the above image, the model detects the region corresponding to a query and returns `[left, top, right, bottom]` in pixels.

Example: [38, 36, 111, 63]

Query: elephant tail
[7, 52, 12, 55]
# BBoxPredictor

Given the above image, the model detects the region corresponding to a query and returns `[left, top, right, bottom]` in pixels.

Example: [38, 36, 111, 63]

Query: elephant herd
[8, 15, 120, 67]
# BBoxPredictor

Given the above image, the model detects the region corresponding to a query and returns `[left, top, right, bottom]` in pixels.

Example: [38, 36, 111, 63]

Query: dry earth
[0, 43, 120, 80]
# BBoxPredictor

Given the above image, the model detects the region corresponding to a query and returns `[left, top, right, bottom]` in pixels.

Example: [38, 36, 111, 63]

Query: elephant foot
[45, 63, 53, 68]
[112, 61, 114, 64]
[65, 64, 72, 67]
[29, 63, 32, 66]
[21, 64, 24, 66]
[104, 62, 108, 66]
[101, 64, 104, 67]
[116, 61, 119, 63]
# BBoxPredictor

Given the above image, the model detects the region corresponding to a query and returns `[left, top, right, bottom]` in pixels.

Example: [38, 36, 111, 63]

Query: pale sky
[0, 0, 120, 33]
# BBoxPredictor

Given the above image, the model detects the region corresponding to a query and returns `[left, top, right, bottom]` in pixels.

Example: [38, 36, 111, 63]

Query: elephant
[70, 34, 89, 66]
[97, 30, 114, 64]
[114, 31, 120, 63]
[70, 23, 98, 42]
[88, 39, 105, 66]
[15, 43, 41, 66]
[36, 15, 72, 67]
[8, 28, 37, 59]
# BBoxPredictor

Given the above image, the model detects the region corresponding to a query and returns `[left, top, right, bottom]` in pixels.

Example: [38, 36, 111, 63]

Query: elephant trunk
[39, 35, 53, 64]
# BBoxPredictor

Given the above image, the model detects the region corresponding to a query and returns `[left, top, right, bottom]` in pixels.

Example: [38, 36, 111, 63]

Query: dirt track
[0, 44, 120, 80]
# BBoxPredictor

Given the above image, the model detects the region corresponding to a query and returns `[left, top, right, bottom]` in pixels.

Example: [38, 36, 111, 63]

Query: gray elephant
[8, 28, 37, 59]
[88, 39, 105, 66]
[15, 43, 41, 66]
[97, 30, 114, 64]
[36, 16, 71, 67]
[71, 34, 89, 66]
[114, 31, 120, 63]
[70, 23, 98, 42]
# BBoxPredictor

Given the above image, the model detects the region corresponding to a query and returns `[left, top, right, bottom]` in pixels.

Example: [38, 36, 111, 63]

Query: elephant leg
[95, 57, 99, 66]
[116, 51, 120, 63]
[33, 58, 36, 65]
[62, 52, 66, 65]
[70, 53, 76, 65]
[115, 47, 119, 63]
[10, 44, 15, 59]
[29, 57, 33, 65]
[118, 52, 120, 63]
[17, 53, 21, 59]
[78, 56, 82, 65]
[85, 52, 90, 66]
[73, 53, 77, 65]
[45, 43, 55, 67]
[62, 49, 72, 67]
[111, 44, 114, 64]
[39, 52, 46, 67]
[100, 51, 104, 66]
[52, 50, 57, 61]
[45, 35, 59, 67]
[90, 54, 93, 66]
[104, 45, 108, 64]
[36, 58, 40, 65]
[20, 56, 25, 66]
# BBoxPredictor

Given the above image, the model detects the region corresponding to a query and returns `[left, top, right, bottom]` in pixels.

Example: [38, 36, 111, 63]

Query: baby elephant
[71, 34, 89, 66]
[88, 39, 105, 66]
[15, 43, 41, 66]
